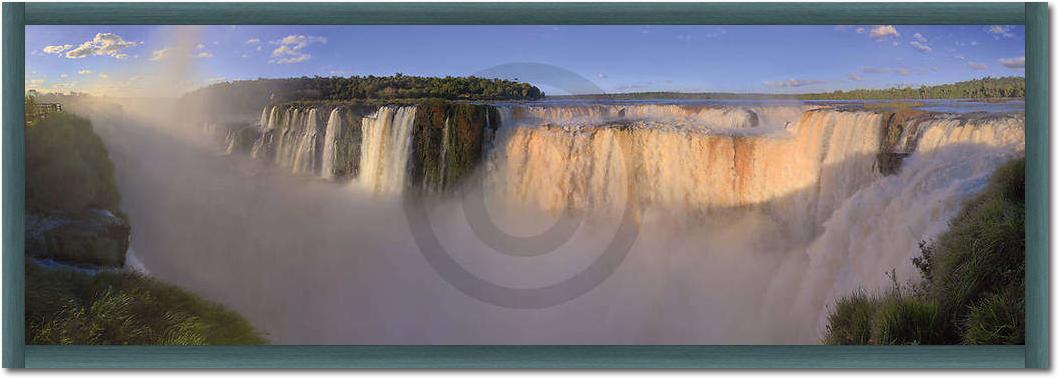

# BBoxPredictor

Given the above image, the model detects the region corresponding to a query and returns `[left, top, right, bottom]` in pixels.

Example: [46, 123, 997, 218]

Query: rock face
[27, 209, 130, 268]
[409, 102, 499, 192]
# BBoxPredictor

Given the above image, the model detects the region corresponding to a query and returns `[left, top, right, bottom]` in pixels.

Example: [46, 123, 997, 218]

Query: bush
[963, 292, 1024, 344]
[27, 263, 266, 345]
[823, 290, 876, 345]
[870, 293, 940, 345]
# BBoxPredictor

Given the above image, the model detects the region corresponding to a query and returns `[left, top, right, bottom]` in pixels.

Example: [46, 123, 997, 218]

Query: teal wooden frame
[1, 2, 1048, 368]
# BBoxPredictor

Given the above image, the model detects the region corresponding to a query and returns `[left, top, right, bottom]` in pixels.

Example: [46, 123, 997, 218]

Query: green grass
[27, 263, 267, 345]
[823, 157, 1025, 345]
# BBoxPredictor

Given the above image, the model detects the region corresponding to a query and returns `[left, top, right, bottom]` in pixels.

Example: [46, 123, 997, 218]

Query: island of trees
[553, 76, 1025, 101]
[799, 76, 1025, 100]
[187, 74, 544, 103]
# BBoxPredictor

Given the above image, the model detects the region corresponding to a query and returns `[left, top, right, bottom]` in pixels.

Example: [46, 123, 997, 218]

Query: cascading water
[119, 97, 1031, 345]
[357, 106, 418, 194]
[320, 108, 342, 180]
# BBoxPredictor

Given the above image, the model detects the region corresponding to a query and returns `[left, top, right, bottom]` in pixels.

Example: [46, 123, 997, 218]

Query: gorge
[96, 97, 1025, 344]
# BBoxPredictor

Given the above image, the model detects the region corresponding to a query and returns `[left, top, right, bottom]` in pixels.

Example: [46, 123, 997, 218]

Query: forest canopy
[186, 74, 544, 103]
[798, 76, 1025, 100]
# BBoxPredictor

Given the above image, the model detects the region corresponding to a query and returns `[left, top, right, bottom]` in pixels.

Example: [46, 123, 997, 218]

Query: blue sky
[26, 25, 1025, 96]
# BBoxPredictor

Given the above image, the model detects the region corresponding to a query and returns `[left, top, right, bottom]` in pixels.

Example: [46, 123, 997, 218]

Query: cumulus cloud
[869, 25, 900, 40]
[196, 43, 205, 49]
[78, 69, 93, 75]
[909, 40, 932, 53]
[269, 35, 326, 64]
[763, 78, 828, 88]
[150, 48, 169, 61]
[988, 25, 1015, 39]
[64, 33, 141, 59]
[196, 51, 213, 59]
[967, 62, 988, 70]
[42, 44, 73, 54]
[998, 56, 1025, 69]
[245, 38, 260, 44]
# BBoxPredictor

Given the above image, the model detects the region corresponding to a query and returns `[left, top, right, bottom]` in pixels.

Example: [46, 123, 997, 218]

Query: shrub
[963, 292, 1024, 345]
[823, 290, 876, 344]
[870, 293, 940, 345]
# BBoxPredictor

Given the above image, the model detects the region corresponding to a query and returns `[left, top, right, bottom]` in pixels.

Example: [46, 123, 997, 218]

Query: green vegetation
[25, 105, 120, 215]
[823, 157, 1025, 345]
[27, 263, 266, 345]
[409, 100, 499, 191]
[800, 77, 1024, 100]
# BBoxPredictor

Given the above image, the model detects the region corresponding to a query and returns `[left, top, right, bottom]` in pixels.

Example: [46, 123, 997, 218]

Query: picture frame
[2, 2, 1049, 368]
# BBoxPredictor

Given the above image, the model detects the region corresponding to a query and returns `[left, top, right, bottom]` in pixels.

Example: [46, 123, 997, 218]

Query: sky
[25, 25, 1026, 96]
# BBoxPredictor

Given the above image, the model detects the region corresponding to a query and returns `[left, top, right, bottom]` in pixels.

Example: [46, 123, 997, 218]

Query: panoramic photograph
[24, 25, 1025, 345]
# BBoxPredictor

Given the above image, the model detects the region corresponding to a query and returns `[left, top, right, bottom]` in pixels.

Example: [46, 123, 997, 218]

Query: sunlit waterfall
[487, 107, 880, 224]
[358, 106, 418, 194]
[320, 108, 342, 180]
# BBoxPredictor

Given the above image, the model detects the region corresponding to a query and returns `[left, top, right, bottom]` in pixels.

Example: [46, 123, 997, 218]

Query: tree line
[798, 76, 1025, 100]
[185, 74, 544, 103]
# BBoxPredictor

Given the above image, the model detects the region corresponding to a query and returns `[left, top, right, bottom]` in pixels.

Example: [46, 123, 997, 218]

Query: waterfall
[320, 108, 342, 180]
[358, 106, 418, 194]
[485, 109, 881, 223]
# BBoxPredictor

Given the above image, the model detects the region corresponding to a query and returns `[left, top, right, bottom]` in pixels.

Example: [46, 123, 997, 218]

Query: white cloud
[150, 48, 169, 61]
[241, 54, 250, 58]
[988, 25, 1015, 39]
[269, 35, 326, 64]
[909, 40, 932, 53]
[42, 44, 73, 54]
[998, 56, 1025, 69]
[205, 77, 227, 83]
[896, 68, 910, 76]
[855, 27, 865, 34]
[196, 43, 205, 49]
[196, 51, 213, 59]
[98, 73, 109, 79]
[245, 38, 260, 44]
[30, 79, 45, 85]
[967, 62, 989, 70]
[60, 74, 69, 79]
[78, 69, 93, 75]
[912, 33, 928, 43]
[869, 25, 900, 40]
[763, 78, 828, 88]
[953, 55, 966, 60]
[64, 33, 141, 59]
[596, 73, 607, 79]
